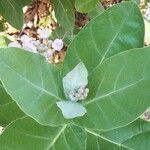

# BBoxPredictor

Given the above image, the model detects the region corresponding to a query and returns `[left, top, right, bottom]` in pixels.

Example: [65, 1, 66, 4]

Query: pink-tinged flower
[8, 41, 21, 48]
[37, 28, 50, 39]
[22, 42, 37, 53]
[52, 39, 64, 51]
[20, 35, 31, 44]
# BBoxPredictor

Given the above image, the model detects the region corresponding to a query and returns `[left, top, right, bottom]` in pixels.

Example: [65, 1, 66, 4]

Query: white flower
[22, 42, 37, 53]
[8, 41, 21, 48]
[20, 35, 31, 44]
[52, 39, 64, 51]
[37, 28, 50, 39]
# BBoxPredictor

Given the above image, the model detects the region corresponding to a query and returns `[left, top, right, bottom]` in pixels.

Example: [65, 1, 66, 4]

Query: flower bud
[52, 39, 64, 51]
[37, 28, 50, 39]
[69, 86, 89, 102]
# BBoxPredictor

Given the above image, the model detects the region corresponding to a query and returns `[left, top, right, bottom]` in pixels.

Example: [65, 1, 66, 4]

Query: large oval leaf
[0, 48, 68, 126]
[73, 47, 150, 130]
[64, 2, 144, 73]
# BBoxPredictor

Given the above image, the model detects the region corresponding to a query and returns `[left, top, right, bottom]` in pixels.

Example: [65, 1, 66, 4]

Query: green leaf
[0, 82, 24, 127]
[100, 119, 150, 150]
[52, 0, 75, 31]
[1, 117, 149, 149]
[64, 2, 144, 73]
[75, 0, 99, 13]
[73, 47, 150, 130]
[1, 47, 149, 131]
[85, 118, 150, 150]
[85, 130, 130, 150]
[0, 2, 146, 129]
[88, 2, 105, 19]
[0, 0, 32, 29]
[0, 117, 86, 150]
[0, 48, 68, 126]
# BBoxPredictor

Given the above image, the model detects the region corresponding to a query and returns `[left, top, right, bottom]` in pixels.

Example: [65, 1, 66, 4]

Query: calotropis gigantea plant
[0, 2, 150, 150]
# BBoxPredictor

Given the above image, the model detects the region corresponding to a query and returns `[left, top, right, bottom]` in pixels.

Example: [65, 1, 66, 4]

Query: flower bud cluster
[8, 28, 64, 62]
[69, 86, 89, 102]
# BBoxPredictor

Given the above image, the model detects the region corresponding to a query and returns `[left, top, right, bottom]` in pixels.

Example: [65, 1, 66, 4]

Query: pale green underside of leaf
[75, 0, 99, 13]
[63, 62, 88, 100]
[0, 0, 32, 29]
[0, 117, 150, 150]
[52, 0, 75, 31]
[56, 101, 87, 119]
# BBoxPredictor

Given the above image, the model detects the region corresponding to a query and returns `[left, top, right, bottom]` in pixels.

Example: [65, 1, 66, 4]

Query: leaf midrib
[85, 128, 134, 150]
[89, 4, 134, 75]
[84, 77, 150, 106]
[0, 60, 61, 101]
[46, 124, 67, 149]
